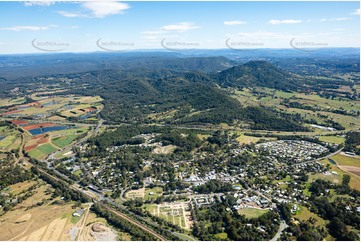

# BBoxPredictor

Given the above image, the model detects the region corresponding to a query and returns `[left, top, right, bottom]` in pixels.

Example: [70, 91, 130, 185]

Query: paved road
[271, 220, 288, 241]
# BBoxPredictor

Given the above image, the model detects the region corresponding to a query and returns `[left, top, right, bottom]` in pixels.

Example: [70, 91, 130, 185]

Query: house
[73, 209, 85, 217]
[259, 199, 268, 205]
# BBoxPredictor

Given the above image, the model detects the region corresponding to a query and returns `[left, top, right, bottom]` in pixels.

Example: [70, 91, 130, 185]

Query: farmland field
[37, 144, 58, 154]
[232, 87, 360, 131]
[319, 135, 345, 144]
[0, 95, 103, 122]
[0, 126, 21, 151]
[0, 97, 26, 107]
[0, 135, 17, 148]
[28, 148, 45, 160]
[331, 154, 360, 167]
[28, 143, 58, 160]
[52, 134, 78, 148]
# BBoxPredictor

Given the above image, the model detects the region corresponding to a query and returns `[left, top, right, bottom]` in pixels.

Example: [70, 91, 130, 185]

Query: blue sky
[0, 1, 359, 53]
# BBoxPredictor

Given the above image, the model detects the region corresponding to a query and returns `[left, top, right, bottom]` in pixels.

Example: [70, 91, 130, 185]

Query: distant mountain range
[0, 48, 359, 79]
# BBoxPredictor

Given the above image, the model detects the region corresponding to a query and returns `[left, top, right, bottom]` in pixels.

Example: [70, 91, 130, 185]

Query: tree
[328, 217, 348, 240]
[342, 174, 351, 187]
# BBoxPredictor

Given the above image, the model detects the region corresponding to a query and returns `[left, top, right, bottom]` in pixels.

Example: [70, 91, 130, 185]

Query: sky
[0, 1, 359, 54]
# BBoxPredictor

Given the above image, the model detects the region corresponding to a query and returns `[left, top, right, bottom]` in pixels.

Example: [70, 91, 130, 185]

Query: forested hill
[214, 60, 301, 91]
[0, 54, 236, 80]
[39, 61, 307, 131]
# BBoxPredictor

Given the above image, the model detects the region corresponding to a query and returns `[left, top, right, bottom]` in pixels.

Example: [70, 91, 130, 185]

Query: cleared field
[28, 148, 44, 160]
[232, 87, 360, 132]
[8, 180, 37, 196]
[49, 127, 89, 138]
[321, 159, 360, 190]
[338, 166, 360, 176]
[52, 134, 77, 148]
[309, 173, 341, 185]
[152, 145, 176, 154]
[215, 232, 228, 240]
[0, 125, 21, 150]
[126, 187, 145, 199]
[54, 150, 74, 159]
[0, 182, 75, 241]
[0, 95, 102, 121]
[331, 154, 360, 167]
[197, 134, 210, 140]
[238, 208, 268, 219]
[294, 206, 326, 227]
[319, 135, 345, 144]
[28, 143, 58, 160]
[0, 135, 17, 148]
[0, 97, 25, 107]
[144, 187, 163, 201]
[236, 134, 261, 144]
[37, 143, 58, 154]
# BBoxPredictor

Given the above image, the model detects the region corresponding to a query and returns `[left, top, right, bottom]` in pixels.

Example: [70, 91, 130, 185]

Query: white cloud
[24, 1, 55, 7]
[268, 19, 302, 24]
[235, 31, 293, 39]
[336, 17, 351, 21]
[320, 17, 351, 22]
[141, 30, 178, 40]
[142, 30, 166, 35]
[57, 1, 130, 18]
[57, 11, 88, 18]
[224, 21, 247, 26]
[351, 9, 360, 15]
[82, 1, 130, 18]
[0, 25, 51, 31]
[161, 22, 200, 32]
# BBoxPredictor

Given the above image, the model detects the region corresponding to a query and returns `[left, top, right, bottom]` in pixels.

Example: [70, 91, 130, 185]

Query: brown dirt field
[15, 214, 32, 223]
[152, 145, 176, 154]
[126, 187, 145, 199]
[2, 110, 22, 115]
[22, 185, 52, 207]
[31, 134, 46, 140]
[48, 115, 66, 121]
[8, 180, 37, 195]
[83, 107, 97, 112]
[11, 120, 29, 125]
[0, 203, 73, 241]
[25, 136, 49, 151]
[23, 123, 56, 131]
[25, 144, 37, 152]
[41, 217, 68, 240]
[25, 225, 48, 240]
[339, 166, 360, 176]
